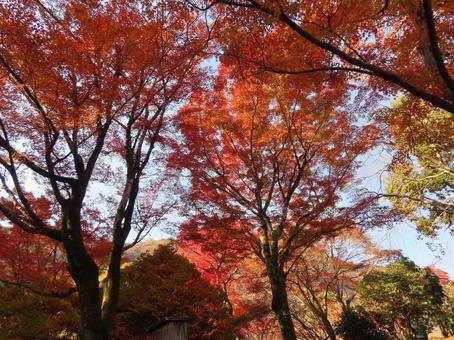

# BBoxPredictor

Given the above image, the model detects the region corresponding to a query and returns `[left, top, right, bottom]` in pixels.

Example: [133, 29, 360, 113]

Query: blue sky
[358, 147, 453, 277]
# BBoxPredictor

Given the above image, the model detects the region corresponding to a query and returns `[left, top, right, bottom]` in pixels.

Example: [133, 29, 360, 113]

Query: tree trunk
[267, 263, 297, 340]
[74, 260, 105, 340]
[62, 202, 107, 340]
[321, 317, 336, 340]
[100, 246, 123, 336]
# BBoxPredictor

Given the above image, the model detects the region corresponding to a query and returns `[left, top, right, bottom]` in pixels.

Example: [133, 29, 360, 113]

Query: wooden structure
[148, 317, 192, 340]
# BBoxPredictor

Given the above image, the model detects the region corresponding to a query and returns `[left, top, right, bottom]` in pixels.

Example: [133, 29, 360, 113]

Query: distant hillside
[125, 239, 170, 262]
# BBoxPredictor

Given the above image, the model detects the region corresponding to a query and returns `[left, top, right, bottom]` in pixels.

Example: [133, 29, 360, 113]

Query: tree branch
[0, 278, 77, 298]
[422, 0, 454, 93]
[218, 0, 454, 114]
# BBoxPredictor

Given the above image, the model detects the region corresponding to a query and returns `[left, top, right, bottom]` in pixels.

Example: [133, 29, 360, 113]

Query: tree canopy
[358, 257, 445, 339]
[383, 98, 453, 236]
[0, 0, 206, 337]
[0, 1, 452, 339]
[193, 0, 454, 113]
[114, 245, 240, 339]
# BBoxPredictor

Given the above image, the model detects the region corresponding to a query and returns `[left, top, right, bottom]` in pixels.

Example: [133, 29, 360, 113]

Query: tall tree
[190, 0, 454, 114]
[172, 68, 390, 339]
[0, 0, 205, 338]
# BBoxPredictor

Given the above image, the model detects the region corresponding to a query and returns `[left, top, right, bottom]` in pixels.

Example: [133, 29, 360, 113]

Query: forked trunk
[74, 247, 124, 339]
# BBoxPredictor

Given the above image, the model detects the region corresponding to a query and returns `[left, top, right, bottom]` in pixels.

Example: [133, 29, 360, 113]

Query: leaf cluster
[358, 257, 445, 338]
[384, 98, 453, 236]
[114, 245, 240, 339]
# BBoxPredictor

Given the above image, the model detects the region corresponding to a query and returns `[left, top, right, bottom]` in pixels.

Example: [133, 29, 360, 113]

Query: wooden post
[148, 317, 192, 340]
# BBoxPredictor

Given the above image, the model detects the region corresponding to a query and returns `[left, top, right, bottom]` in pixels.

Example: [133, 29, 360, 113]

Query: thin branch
[0, 278, 77, 298]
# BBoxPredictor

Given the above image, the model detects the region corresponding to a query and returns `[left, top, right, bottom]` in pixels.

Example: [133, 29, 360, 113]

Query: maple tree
[113, 245, 239, 339]
[0, 224, 69, 295]
[0, 1, 449, 339]
[0, 0, 205, 338]
[172, 67, 391, 339]
[288, 229, 395, 340]
[179, 216, 254, 314]
[0, 224, 110, 298]
[190, 0, 454, 115]
[178, 223, 277, 338]
[0, 196, 111, 297]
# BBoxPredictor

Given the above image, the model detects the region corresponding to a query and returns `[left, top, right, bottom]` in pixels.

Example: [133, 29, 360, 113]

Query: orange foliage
[202, 0, 454, 113]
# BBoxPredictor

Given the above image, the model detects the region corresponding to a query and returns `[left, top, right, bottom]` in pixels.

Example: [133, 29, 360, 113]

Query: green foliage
[384, 98, 454, 236]
[335, 307, 387, 340]
[438, 283, 454, 337]
[0, 286, 78, 339]
[114, 245, 240, 339]
[358, 257, 444, 338]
